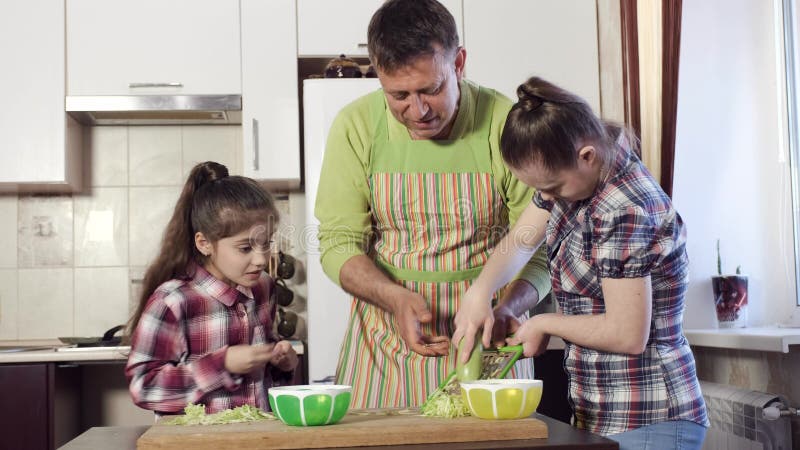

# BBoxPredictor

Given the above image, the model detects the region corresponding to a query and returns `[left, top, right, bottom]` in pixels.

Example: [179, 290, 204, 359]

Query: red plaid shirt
[533, 143, 709, 435]
[125, 265, 292, 414]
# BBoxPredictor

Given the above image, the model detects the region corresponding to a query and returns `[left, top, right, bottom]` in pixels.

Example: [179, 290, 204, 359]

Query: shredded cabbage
[420, 376, 471, 419]
[168, 404, 276, 425]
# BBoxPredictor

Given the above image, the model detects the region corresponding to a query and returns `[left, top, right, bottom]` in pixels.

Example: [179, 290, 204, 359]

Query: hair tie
[194, 161, 229, 189]
[519, 94, 545, 112]
[517, 84, 545, 112]
[528, 96, 545, 111]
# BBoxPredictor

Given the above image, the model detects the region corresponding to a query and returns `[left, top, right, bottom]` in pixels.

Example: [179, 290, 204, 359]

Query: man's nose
[408, 95, 429, 120]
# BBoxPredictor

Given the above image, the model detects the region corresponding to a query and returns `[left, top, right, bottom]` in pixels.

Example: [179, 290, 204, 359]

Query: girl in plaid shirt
[453, 77, 708, 449]
[125, 161, 298, 415]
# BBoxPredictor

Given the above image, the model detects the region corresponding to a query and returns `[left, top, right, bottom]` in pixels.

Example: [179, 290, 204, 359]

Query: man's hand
[491, 304, 522, 348]
[492, 279, 540, 347]
[224, 343, 276, 375]
[393, 292, 449, 357]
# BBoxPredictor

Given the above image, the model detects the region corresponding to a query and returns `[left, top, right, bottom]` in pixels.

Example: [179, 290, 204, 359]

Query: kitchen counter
[0, 339, 305, 364]
[0, 339, 130, 363]
[1, 339, 310, 449]
[59, 414, 618, 450]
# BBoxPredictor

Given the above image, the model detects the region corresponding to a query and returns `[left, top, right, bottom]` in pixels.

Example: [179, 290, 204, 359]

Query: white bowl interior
[269, 384, 352, 399]
[460, 378, 542, 393]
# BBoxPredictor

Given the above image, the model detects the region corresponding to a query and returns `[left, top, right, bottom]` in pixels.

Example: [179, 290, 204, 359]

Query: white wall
[673, 0, 798, 328]
[0, 125, 308, 341]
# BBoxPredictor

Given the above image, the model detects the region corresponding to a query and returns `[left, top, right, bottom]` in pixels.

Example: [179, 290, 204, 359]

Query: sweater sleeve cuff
[514, 248, 552, 301]
[321, 249, 363, 287]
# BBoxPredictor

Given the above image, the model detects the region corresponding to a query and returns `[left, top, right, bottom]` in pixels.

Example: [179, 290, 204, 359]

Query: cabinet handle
[252, 118, 260, 171]
[128, 82, 184, 88]
[312, 375, 337, 384]
[357, 43, 368, 48]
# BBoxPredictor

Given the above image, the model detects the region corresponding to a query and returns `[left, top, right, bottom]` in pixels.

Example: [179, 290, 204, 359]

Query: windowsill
[685, 327, 800, 353]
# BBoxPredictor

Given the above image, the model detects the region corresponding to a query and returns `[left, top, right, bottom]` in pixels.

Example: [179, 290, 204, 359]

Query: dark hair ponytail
[501, 76, 615, 173]
[127, 161, 277, 335]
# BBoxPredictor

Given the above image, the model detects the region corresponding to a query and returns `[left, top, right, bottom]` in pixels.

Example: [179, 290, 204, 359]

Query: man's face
[376, 46, 466, 140]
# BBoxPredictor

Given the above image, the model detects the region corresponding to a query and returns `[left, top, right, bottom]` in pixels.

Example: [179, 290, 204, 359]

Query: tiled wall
[693, 346, 800, 449]
[0, 125, 307, 341]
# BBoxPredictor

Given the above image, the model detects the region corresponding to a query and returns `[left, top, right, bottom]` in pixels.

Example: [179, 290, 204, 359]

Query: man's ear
[195, 232, 212, 257]
[454, 46, 466, 80]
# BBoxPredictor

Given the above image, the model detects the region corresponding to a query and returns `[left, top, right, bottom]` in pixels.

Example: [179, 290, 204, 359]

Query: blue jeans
[608, 420, 707, 450]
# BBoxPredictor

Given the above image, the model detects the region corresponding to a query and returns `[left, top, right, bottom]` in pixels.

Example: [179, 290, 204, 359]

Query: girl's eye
[239, 246, 252, 253]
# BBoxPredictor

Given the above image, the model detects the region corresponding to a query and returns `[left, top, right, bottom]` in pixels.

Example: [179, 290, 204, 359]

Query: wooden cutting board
[137, 409, 548, 449]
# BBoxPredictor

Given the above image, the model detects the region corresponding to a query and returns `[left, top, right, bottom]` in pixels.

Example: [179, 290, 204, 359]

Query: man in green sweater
[314, 0, 551, 408]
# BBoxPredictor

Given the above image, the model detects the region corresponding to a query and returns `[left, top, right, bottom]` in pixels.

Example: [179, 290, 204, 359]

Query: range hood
[66, 95, 242, 125]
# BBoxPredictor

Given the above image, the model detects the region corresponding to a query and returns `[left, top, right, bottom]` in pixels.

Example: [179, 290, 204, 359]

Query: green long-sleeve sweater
[314, 79, 551, 300]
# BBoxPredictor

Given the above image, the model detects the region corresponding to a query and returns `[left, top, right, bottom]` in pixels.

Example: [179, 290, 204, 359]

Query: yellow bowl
[460, 379, 543, 420]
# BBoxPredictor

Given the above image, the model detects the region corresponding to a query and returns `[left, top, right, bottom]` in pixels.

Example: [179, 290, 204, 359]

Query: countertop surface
[0, 339, 129, 363]
[0, 339, 304, 364]
[60, 414, 618, 450]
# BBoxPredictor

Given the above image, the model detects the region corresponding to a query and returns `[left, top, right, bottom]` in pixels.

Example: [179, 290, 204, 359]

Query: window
[781, 0, 800, 306]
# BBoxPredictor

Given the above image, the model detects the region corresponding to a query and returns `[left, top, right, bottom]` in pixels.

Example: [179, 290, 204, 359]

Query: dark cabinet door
[0, 363, 53, 450]
[534, 349, 572, 424]
[291, 353, 307, 385]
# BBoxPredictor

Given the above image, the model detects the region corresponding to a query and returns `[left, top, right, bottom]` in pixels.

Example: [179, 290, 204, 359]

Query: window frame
[782, 0, 800, 306]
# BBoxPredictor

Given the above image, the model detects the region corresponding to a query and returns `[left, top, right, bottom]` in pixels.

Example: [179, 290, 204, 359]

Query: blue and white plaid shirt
[533, 143, 709, 435]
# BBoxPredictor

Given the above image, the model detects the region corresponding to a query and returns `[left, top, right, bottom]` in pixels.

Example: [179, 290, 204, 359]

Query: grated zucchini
[168, 403, 276, 425]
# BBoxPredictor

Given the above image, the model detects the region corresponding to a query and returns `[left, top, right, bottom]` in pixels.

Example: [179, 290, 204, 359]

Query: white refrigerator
[303, 78, 381, 384]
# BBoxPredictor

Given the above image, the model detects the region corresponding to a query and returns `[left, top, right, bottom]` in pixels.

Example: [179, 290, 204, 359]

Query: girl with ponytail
[453, 77, 708, 449]
[126, 161, 297, 415]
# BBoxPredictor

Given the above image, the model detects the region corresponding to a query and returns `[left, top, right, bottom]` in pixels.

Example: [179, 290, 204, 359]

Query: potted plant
[711, 239, 748, 327]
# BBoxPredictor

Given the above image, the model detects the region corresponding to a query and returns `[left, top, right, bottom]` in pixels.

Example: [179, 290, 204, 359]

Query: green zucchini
[455, 334, 483, 381]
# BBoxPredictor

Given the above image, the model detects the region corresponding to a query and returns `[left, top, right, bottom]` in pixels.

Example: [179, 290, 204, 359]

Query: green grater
[438, 343, 525, 395]
[479, 344, 525, 379]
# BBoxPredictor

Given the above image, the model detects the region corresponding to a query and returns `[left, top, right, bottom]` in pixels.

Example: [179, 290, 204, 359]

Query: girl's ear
[195, 232, 213, 257]
[577, 145, 599, 166]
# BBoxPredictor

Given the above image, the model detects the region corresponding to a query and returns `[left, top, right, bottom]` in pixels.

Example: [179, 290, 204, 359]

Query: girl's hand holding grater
[507, 314, 552, 358]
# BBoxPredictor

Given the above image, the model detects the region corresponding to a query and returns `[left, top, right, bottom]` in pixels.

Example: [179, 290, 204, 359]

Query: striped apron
[335, 87, 534, 408]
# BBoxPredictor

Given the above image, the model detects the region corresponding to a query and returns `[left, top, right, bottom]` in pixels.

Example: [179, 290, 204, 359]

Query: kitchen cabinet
[297, 0, 464, 57]
[241, 0, 301, 188]
[0, 364, 54, 450]
[0, 347, 307, 450]
[0, 0, 81, 190]
[66, 0, 241, 96]
[0, 363, 81, 450]
[463, 0, 601, 112]
[534, 349, 572, 424]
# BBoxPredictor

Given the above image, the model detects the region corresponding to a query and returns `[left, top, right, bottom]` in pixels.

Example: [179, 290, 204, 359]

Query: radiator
[700, 381, 792, 450]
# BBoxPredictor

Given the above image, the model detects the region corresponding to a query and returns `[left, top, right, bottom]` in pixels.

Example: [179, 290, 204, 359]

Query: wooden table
[58, 414, 618, 450]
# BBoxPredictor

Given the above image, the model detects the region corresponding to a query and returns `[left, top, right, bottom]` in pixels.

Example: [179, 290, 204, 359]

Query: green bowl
[268, 384, 352, 426]
[460, 379, 542, 420]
